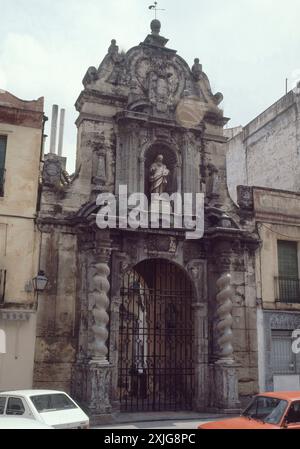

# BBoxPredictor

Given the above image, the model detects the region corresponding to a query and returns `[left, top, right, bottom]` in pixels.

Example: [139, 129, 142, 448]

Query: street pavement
[94, 419, 214, 429]
[93, 413, 227, 429]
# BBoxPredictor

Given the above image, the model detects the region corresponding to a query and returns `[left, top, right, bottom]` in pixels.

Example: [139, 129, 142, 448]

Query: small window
[0, 396, 6, 414]
[277, 241, 300, 303]
[0, 136, 7, 197]
[6, 397, 25, 416]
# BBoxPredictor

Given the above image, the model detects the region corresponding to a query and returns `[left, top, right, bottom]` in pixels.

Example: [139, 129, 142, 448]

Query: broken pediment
[80, 20, 225, 124]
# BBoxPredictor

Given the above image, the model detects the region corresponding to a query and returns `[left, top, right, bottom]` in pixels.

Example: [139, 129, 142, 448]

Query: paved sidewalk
[93, 412, 228, 429]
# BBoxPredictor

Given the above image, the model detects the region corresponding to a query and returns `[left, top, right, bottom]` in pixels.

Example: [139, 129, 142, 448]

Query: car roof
[0, 390, 68, 398]
[258, 391, 300, 401]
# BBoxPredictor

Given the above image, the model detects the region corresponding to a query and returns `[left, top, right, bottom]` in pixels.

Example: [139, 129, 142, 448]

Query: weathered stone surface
[34, 337, 76, 363]
[34, 362, 72, 383]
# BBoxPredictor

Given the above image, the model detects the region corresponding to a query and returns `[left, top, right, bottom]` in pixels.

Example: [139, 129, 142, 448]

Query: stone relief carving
[131, 53, 185, 114]
[43, 158, 62, 187]
[146, 235, 177, 254]
[169, 237, 177, 253]
[237, 186, 254, 211]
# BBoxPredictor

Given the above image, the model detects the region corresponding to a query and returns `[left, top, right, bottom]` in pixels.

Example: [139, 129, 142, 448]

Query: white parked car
[0, 417, 53, 429]
[0, 390, 89, 429]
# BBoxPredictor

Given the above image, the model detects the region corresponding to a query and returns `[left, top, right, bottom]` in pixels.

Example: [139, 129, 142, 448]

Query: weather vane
[148, 1, 165, 20]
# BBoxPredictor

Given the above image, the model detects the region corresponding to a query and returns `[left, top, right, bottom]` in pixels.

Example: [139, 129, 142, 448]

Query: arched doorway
[118, 258, 195, 411]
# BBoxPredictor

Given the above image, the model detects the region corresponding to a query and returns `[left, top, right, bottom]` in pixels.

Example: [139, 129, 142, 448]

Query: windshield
[243, 396, 288, 425]
[30, 394, 78, 413]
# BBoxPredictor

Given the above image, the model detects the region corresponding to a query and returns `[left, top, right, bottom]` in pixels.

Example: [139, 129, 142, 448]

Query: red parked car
[199, 392, 300, 429]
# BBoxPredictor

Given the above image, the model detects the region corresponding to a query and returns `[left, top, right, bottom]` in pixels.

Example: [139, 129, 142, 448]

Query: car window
[30, 394, 78, 412]
[6, 397, 25, 416]
[243, 396, 288, 424]
[286, 401, 300, 424]
[0, 397, 6, 414]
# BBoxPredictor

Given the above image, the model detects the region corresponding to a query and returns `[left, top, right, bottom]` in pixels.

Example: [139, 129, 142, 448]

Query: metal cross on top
[148, 1, 165, 19]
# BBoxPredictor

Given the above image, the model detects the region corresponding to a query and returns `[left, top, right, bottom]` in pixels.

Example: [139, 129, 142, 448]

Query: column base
[213, 361, 241, 411]
[72, 360, 113, 423]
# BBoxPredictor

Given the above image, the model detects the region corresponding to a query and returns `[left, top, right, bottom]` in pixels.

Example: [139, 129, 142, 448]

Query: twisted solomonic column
[216, 273, 234, 363]
[91, 258, 110, 364]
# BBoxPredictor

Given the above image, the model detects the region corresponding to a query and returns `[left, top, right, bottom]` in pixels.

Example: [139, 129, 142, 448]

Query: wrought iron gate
[118, 259, 195, 411]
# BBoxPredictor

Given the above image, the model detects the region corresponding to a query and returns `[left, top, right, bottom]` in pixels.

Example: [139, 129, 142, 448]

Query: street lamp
[32, 271, 48, 292]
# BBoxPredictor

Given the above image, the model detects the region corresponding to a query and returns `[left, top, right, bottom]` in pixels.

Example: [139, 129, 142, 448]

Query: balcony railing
[275, 276, 300, 304]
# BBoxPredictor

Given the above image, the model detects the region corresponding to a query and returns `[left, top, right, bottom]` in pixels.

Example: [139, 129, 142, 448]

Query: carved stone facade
[34, 21, 259, 420]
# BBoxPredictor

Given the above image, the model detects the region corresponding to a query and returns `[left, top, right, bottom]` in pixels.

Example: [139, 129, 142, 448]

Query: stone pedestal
[213, 361, 241, 413]
[85, 362, 113, 424]
[72, 360, 113, 425]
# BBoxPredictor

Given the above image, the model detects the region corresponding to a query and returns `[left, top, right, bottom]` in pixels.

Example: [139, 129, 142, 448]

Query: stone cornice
[75, 89, 127, 112]
[0, 105, 44, 129]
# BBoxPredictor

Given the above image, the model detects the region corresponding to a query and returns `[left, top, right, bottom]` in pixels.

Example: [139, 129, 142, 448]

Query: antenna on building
[57, 108, 65, 157]
[49, 105, 58, 154]
[285, 78, 288, 95]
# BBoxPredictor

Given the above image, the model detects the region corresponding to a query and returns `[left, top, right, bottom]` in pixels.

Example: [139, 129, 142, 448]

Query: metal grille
[275, 277, 300, 303]
[271, 331, 300, 375]
[118, 259, 195, 412]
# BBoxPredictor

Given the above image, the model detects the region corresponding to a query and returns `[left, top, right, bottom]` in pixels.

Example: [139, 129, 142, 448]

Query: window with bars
[271, 330, 300, 375]
[276, 241, 300, 303]
[0, 136, 7, 197]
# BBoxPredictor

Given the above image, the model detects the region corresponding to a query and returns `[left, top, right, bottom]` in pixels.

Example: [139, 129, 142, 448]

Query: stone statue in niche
[206, 163, 220, 198]
[92, 133, 107, 186]
[149, 155, 169, 194]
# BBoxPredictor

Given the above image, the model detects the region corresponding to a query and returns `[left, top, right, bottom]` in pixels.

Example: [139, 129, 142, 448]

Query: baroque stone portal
[34, 19, 259, 422]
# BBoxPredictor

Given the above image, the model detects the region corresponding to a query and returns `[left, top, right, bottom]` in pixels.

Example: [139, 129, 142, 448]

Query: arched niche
[143, 143, 179, 199]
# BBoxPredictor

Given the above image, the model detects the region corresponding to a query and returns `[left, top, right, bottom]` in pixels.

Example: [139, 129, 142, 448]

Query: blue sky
[1, 0, 300, 171]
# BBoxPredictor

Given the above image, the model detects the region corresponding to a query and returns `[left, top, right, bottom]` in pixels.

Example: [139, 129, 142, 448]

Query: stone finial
[151, 19, 161, 35]
[216, 273, 234, 363]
